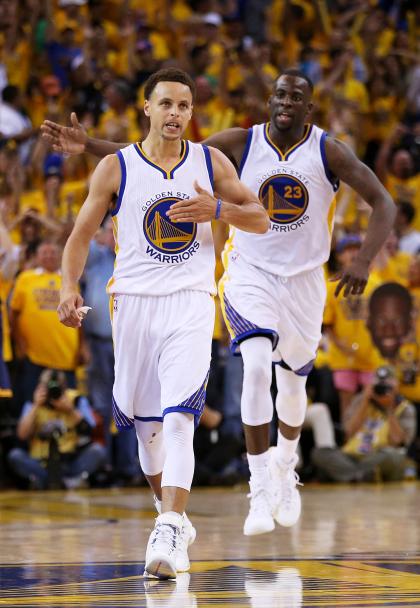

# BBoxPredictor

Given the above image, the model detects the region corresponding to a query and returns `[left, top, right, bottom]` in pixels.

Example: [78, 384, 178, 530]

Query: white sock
[276, 430, 300, 464]
[247, 451, 270, 483]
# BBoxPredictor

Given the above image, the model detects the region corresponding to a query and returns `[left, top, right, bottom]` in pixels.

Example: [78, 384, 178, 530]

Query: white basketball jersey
[107, 141, 216, 296]
[227, 122, 338, 277]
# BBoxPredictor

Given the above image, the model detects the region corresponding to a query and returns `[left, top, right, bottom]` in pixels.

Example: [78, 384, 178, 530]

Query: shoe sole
[145, 556, 177, 580]
[243, 520, 275, 536]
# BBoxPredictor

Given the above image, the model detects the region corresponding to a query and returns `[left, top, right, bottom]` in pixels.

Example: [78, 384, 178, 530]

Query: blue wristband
[215, 198, 222, 219]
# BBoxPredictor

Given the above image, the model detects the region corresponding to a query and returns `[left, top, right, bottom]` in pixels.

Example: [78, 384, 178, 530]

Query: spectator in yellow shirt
[97, 80, 141, 143]
[323, 235, 382, 418]
[10, 240, 80, 406]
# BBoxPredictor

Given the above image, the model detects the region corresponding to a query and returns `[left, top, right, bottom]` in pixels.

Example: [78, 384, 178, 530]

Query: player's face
[367, 295, 412, 359]
[269, 75, 313, 132]
[144, 81, 193, 140]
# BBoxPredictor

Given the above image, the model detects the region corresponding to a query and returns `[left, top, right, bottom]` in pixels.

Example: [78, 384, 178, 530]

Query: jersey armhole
[239, 127, 253, 177]
[320, 132, 340, 192]
[111, 150, 127, 216]
[202, 144, 214, 193]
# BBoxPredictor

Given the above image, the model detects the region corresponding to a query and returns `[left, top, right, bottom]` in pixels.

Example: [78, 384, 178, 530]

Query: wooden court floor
[0, 482, 419, 607]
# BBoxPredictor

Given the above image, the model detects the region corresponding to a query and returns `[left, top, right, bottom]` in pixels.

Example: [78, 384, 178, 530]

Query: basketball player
[56, 67, 269, 579]
[42, 69, 396, 537]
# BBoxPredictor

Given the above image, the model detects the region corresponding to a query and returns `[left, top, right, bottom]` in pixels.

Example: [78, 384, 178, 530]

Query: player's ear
[144, 99, 150, 117]
[306, 101, 314, 117]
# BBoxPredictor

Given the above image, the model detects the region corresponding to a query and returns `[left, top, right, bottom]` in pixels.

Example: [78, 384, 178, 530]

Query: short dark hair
[144, 68, 196, 101]
[369, 282, 413, 314]
[278, 68, 314, 92]
[397, 200, 416, 224]
[2, 85, 20, 104]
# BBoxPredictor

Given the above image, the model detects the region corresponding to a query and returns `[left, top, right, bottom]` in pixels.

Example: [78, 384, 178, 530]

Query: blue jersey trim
[320, 132, 339, 192]
[202, 144, 214, 191]
[239, 128, 253, 176]
[112, 394, 134, 429]
[134, 415, 163, 423]
[112, 150, 127, 216]
[231, 328, 279, 355]
[275, 358, 315, 376]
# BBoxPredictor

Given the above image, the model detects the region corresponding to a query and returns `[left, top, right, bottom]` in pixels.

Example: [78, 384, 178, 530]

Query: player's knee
[275, 366, 307, 427]
[243, 358, 272, 395]
[163, 411, 195, 445]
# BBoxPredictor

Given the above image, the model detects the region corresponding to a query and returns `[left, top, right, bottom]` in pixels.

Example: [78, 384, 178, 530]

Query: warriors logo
[259, 174, 309, 224]
[144, 197, 197, 254]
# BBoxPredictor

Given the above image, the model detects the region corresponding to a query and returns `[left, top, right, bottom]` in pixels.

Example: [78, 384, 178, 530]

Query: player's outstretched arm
[326, 137, 396, 298]
[41, 112, 129, 157]
[58, 155, 120, 328]
[167, 147, 269, 233]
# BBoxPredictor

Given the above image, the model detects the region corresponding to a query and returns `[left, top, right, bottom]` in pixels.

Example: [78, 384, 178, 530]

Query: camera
[46, 370, 64, 405]
[38, 419, 66, 441]
[372, 366, 395, 397]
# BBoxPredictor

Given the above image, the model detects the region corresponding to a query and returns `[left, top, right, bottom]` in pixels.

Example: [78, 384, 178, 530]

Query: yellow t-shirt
[375, 251, 411, 287]
[28, 391, 81, 460]
[10, 269, 78, 370]
[323, 274, 383, 371]
[386, 174, 420, 231]
[343, 400, 410, 456]
[1, 279, 13, 362]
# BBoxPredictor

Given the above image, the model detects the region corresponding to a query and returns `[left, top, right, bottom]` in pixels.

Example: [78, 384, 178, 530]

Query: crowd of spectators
[0, 0, 419, 490]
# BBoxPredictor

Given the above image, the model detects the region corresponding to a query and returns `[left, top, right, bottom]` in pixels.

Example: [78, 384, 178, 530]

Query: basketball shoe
[269, 450, 302, 527]
[243, 477, 275, 536]
[144, 512, 182, 579]
[153, 496, 196, 571]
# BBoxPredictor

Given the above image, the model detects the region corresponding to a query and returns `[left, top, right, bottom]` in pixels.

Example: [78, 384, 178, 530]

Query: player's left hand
[332, 257, 370, 297]
[166, 181, 218, 223]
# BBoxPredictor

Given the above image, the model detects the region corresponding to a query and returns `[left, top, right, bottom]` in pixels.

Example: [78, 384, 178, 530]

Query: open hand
[41, 112, 87, 155]
[332, 257, 370, 297]
[166, 181, 218, 223]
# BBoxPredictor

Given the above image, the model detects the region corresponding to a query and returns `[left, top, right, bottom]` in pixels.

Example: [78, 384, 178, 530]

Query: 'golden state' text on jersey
[227, 123, 338, 277]
[107, 140, 216, 296]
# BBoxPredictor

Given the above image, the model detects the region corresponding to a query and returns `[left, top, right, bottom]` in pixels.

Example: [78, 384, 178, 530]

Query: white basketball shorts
[219, 252, 326, 374]
[110, 290, 214, 430]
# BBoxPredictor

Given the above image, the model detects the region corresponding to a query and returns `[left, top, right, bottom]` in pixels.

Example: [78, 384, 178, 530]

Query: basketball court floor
[1, 482, 419, 607]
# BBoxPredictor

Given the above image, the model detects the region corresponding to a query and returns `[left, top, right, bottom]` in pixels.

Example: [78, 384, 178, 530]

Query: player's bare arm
[167, 147, 269, 234]
[41, 112, 128, 156]
[326, 137, 396, 298]
[58, 155, 120, 328]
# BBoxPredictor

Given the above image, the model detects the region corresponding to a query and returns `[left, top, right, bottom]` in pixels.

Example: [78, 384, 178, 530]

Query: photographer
[7, 369, 106, 489]
[311, 366, 417, 482]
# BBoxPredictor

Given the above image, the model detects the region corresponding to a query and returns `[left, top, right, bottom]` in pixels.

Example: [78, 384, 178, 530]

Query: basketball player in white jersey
[56, 67, 269, 579]
[43, 69, 396, 537]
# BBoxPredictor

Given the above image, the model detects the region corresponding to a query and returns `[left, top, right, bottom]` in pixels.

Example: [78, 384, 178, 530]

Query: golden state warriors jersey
[107, 141, 216, 296]
[228, 123, 338, 277]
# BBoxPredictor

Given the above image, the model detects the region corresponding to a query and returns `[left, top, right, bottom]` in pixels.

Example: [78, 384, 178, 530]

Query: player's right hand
[57, 290, 84, 328]
[41, 112, 87, 155]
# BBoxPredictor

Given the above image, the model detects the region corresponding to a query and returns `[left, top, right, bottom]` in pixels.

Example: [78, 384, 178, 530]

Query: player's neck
[141, 133, 183, 164]
[268, 123, 306, 153]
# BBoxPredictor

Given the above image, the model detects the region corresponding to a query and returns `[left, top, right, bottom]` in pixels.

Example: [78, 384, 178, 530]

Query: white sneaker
[270, 450, 302, 527]
[144, 512, 181, 579]
[153, 496, 196, 572]
[243, 478, 275, 536]
[176, 513, 197, 572]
